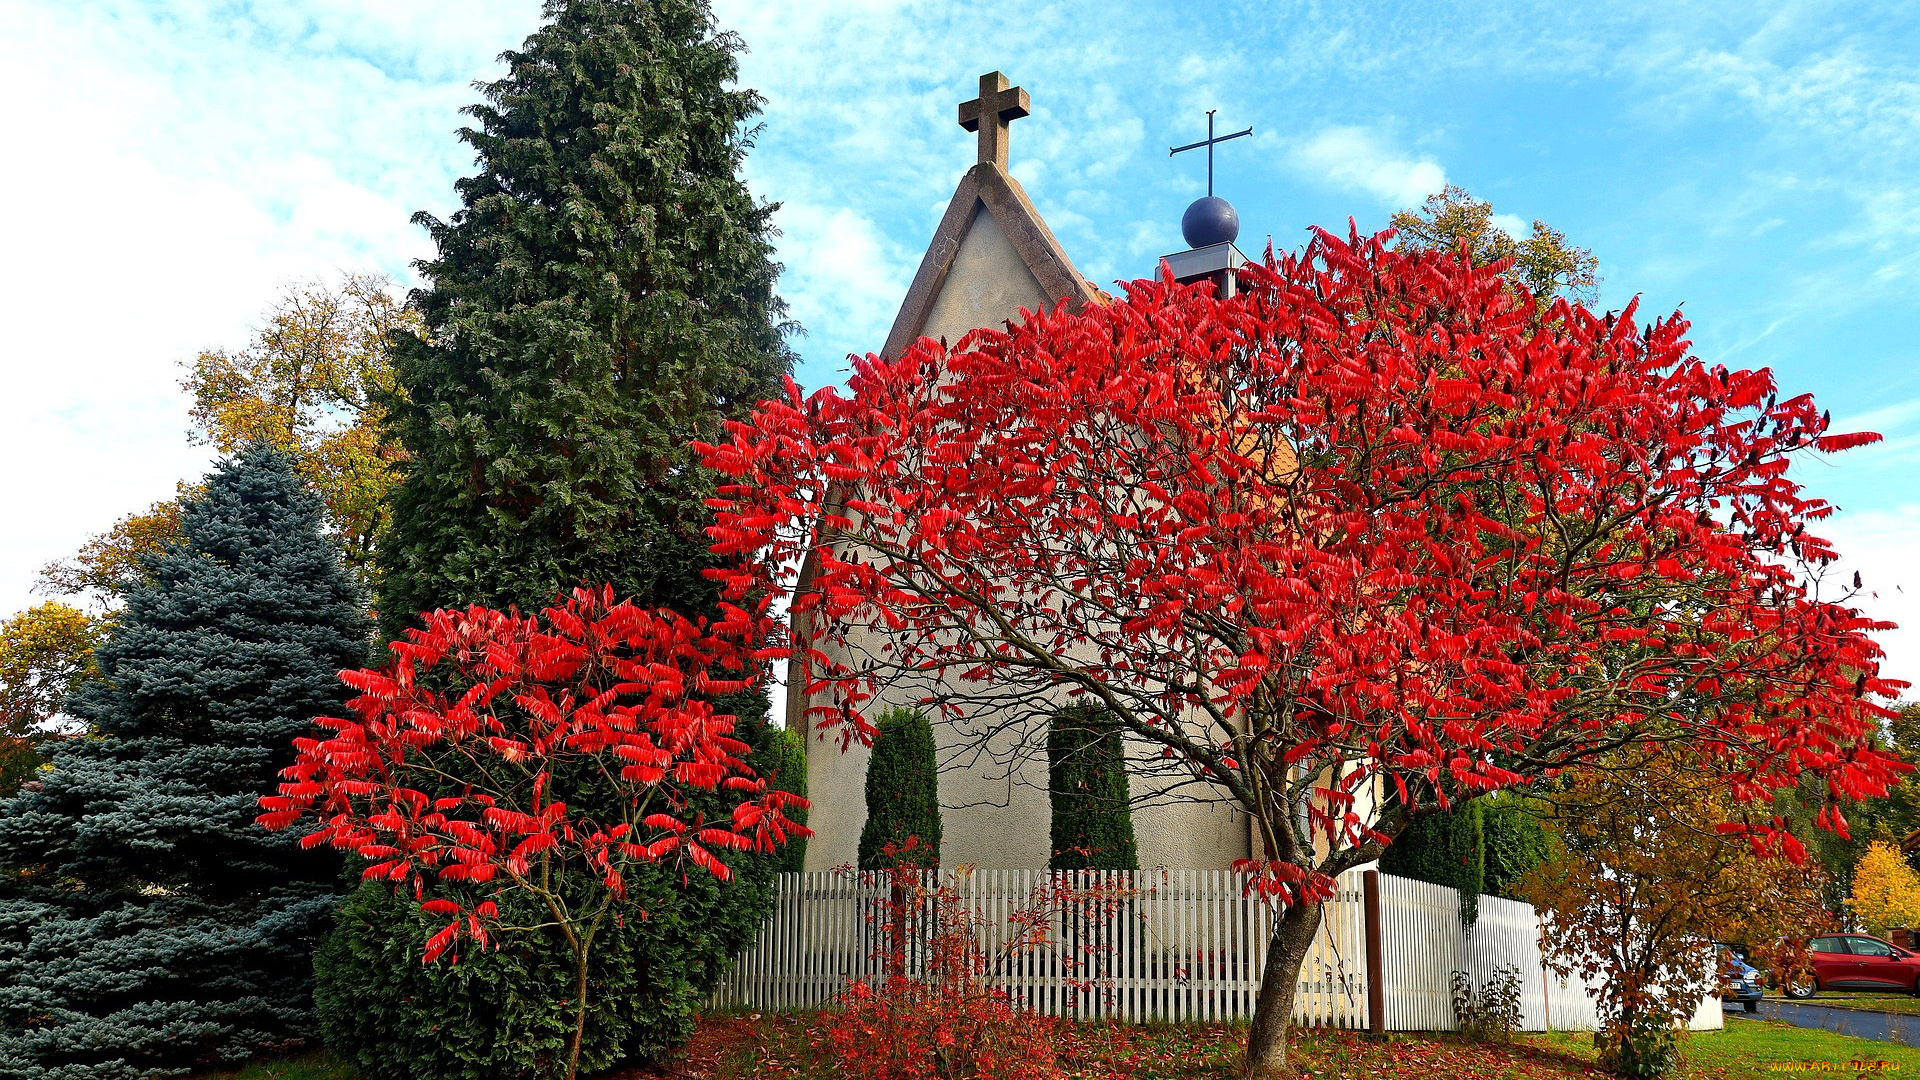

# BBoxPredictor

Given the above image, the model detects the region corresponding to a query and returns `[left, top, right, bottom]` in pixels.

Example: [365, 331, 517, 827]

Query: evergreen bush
[316, 858, 774, 1080]
[0, 447, 369, 1078]
[1046, 706, 1138, 871]
[760, 725, 809, 874]
[858, 708, 941, 871]
[1380, 797, 1485, 926]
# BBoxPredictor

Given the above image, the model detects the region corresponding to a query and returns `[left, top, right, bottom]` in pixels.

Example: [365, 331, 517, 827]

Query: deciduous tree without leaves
[699, 226, 1906, 1078]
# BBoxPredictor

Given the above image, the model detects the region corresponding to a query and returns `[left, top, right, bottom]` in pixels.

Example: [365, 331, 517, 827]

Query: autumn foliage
[1849, 840, 1920, 937]
[699, 225, 1904, 1076]
[823, 862, 1144, 1080]
[258, 586, 807, 1080]
[1523, 754, 1831, 1074]
[827, 967, 1059, 1080]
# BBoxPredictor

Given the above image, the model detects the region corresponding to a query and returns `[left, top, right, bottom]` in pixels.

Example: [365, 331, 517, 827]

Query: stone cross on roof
[957, 71, 1031, 170]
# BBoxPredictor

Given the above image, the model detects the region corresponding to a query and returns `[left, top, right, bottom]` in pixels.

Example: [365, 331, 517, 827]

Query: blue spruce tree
[0, 447, 370, 1078]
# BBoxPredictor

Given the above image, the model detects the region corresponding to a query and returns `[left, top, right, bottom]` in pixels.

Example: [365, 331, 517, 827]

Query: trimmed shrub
[315, 855, 774, 1080]
[859, 708, 941, 871]
[1046, 706, 1138, 871]
[1481, 793, 1552, 900]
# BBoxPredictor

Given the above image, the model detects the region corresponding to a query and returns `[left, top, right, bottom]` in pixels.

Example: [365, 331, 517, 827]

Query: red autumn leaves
[259, 586, 808, 961]
[698, 224, 1905, 883]
[264, 219, 1906, 980]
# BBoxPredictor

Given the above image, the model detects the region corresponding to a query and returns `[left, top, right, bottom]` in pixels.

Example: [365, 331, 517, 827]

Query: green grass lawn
[191, 1014, 1920, 1079]
[189, 1053, 353, 1080]
[1786, 990, 1920, 1016]
[1530, 1015, 1920, 1078]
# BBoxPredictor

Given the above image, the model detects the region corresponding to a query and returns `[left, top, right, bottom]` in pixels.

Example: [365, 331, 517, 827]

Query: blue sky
[1, 0, 1915, 688]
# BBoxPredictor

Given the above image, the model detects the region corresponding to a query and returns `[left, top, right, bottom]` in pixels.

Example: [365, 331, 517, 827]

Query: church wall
[919, 203, 1047, 349]
[801, 201, 1055, 873]
[1126, 733, 1253, 870]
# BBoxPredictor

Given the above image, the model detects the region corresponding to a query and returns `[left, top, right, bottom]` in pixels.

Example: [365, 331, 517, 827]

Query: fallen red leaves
[608, 1013, 1623, 1080]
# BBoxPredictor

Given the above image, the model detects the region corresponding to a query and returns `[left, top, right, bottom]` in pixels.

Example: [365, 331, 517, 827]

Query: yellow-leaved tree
[0, 601, 106, 794]
[1849, 841, 1920, 937]
[37, 274, 412, 611]
[37, 497, 187, 608]
[1524, 753, 1830, 1077]
[181, 272, 417, 585]
[1390, 184, 1600, 307]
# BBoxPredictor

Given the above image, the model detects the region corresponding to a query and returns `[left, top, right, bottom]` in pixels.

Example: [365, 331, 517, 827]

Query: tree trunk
[566, 943, 591, 1080]
[1243, 897, 1325, 1080]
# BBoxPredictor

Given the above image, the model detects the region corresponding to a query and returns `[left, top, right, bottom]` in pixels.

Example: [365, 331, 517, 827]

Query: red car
[1786, 933, 1920, 997]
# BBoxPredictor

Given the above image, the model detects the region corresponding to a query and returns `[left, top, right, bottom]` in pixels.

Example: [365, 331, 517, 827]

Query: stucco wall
[919, 202, 1046, 346]
[802, 200, 1051, 873]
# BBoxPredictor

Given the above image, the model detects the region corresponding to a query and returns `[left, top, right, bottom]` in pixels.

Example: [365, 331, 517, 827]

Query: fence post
[1364, 869, 1385, 1034]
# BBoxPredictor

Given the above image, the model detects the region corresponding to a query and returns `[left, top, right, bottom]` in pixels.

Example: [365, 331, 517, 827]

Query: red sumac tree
[258, 586, 807, 1080]
[699, 227, 1906, 1078]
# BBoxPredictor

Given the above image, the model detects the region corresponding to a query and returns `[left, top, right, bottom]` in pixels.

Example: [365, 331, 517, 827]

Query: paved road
[1731, 1000, 1920, 1046]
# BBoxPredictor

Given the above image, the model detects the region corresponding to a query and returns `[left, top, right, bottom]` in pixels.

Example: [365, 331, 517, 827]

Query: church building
[791, 73, 1282, 874]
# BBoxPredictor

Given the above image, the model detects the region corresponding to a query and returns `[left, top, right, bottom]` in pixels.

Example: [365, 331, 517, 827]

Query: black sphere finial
[1182, 196, 1240, 248]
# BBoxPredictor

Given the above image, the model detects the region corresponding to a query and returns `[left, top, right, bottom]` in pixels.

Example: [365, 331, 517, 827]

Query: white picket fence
[1373, 874, 1721, 1033]
[711, 868, 1722, 1032]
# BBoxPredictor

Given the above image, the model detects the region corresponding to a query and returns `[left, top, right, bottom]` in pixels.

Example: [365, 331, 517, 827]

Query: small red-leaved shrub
[258, 586, 806, 1080]
[825, 975, 1059, 1080]
[820, 853, 1143, 1080]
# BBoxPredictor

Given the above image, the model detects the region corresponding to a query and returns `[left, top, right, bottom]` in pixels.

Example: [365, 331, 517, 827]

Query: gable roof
[880, 161, 1106, 359]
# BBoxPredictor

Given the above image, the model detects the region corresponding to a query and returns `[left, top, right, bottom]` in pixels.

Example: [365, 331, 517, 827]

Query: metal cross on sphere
[1170, 109, 1253, 198]
[959, 71, 1031, 169]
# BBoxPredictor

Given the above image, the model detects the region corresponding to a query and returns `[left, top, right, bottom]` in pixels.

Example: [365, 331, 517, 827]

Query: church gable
[800, 72, 1259, 875]
[880, 73, 1103, 360]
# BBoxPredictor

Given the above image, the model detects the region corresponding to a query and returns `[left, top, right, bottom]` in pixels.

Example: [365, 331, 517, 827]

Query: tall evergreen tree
[0, 447, 370, 1078]
[1047, 706, 1138, 872]
[858, 708, 942, 871]
[323, 4, 793, 1074]
[375, 0, 793, 636]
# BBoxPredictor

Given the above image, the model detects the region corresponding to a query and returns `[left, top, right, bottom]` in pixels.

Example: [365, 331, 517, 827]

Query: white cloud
[1290, 126, 1446, 209]
[0, 0, 537, 619]
[1819, 505, 1920, 699]
[1833, 397, 1920, 441]
[771, 202, 917, 384]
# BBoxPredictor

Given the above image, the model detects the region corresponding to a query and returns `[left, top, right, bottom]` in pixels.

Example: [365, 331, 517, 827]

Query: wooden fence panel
[710, 868, 1721, 1032]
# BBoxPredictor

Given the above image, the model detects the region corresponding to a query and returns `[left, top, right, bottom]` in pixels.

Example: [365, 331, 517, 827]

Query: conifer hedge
[1047, 706, 1138, 871]
[760, 725, 809, 874]
[1481, 793, 1553, 899]
[1380, 792, 1551, 928]
[858, 708, 941, 871]
[1380, 798, 1485, 926]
